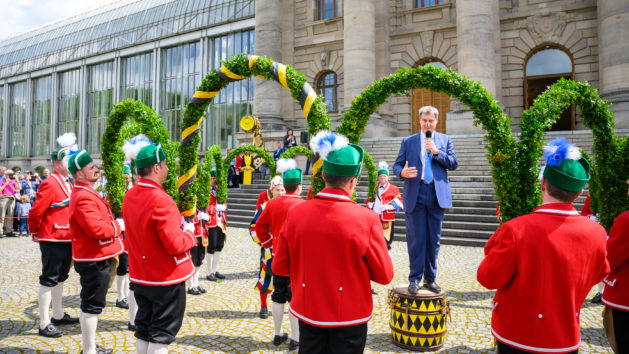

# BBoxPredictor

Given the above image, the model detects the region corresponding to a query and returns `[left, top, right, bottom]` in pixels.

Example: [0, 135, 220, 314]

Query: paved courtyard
[0, 229, 613, 353]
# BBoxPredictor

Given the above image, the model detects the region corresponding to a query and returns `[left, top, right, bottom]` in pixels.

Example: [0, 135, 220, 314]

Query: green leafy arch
[223, 144, 277, 183]
[179, 54, 331, 216]
[521, 79, 625, 230]
[102, 100, 179, 213]
[197, 145, 228, 206]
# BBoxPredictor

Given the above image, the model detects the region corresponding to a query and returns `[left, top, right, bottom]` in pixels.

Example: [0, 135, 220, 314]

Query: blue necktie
[424, 151, 433, 183]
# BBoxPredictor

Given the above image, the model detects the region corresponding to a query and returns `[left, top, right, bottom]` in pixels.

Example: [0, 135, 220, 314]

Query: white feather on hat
[277, 158, 297, 174]
[309, 131, 348, 160]
[57, 132, 77, 148]
[122, 134, 153, 161]
[378, 161, 390, 171]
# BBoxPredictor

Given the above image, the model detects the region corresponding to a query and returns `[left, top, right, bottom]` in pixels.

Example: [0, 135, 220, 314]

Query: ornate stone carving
[526, 12, 575, 44]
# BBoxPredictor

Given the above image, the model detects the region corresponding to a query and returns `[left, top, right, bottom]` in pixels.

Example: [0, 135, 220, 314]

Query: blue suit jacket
[393, 132, 458, 210]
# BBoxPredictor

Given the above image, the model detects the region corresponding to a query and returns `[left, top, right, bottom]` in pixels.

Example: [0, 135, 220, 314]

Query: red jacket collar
[135, 177, 166, 192]
[534, 203, 579, 215]
[315, 188, 354, 202]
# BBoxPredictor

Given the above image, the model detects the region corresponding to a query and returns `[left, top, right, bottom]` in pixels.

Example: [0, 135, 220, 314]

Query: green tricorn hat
[377, 161, 390, 176]
[123, 164, 131, 175]
[135, 144, 166, 169]
[277, 158, 302, 185]
[542, 137, 591, 192]
[68, 151, 94, 175]
[210, 170, 217, 177]
[52, 132, 77, 161]
[310, 131, 364, 177]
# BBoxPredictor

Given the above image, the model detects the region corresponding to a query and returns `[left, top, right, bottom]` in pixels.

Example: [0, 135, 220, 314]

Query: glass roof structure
[0, 0, 254, 79]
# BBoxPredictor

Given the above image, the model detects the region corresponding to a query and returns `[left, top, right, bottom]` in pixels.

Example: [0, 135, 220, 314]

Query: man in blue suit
[394, 106, 457, 294]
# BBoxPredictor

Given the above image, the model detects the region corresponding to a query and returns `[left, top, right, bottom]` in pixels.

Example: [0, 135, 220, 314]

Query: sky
[0, 0, 120, 41]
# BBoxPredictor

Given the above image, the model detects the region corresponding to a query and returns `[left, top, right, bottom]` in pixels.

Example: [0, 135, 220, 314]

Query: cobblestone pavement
[0, 230, 613, 353]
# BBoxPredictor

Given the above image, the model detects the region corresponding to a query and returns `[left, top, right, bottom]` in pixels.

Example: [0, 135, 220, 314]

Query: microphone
[425, 130, 432, 157]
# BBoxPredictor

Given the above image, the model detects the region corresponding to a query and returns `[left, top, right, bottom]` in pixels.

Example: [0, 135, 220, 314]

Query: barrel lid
[392, 285, 446, 299]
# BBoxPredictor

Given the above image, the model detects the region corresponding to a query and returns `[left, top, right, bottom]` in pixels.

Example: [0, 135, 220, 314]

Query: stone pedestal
[453, 0, 499, 134]
[598, 0, 629, 128]
[254, 0, 285, 130]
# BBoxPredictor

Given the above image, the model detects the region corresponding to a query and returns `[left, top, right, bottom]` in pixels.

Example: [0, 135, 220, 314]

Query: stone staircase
[226, 130, 625, 247]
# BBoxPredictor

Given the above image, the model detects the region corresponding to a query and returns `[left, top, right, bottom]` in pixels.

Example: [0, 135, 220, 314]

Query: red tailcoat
[206, 187, 227, 228]
[256, 189, 271, 210]
[255, 193, 305, 251]
[273, 188, 394, 327]
[602, 211, 629, 311]
[28, 171, 72, 242]
[365, 183, 403, 222]
[123, 178, 196, 286]
[70, 182, 124, 262]
[477, 203, 609, 353]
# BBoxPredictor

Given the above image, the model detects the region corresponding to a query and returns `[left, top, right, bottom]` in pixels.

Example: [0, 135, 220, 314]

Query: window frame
[416, 0, 442, 8]
[317, 0, 338, 21]
[315, 71, 339, 113]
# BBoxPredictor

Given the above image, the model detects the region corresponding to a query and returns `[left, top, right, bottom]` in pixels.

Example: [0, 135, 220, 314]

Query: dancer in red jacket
[69, 150, 124, 354]
[273, 132, 393, 352]
[478, 138, 609, 354]
[366, 161, 403, 249]
[122, 137, 196, 353]
[255, 159, 304, 350]
[601, 179, 629, 353]
[29, 133, 79, 338]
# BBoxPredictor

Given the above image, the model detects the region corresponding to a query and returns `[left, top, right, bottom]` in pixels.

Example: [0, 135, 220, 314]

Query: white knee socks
[211, 252, 221, 274]
[51, 283, 65, 320]
[272, 302, 284, 336]
[38, 286, 52, 329]
[206, 254, 214, 275]
[116, 275, 125, 301]
[147, 342, 169, 354]
[136, 338, 149, 354]
[289, 310, 299, 341]
[80, 311, 98, 354]
[128, 290, 137, 326]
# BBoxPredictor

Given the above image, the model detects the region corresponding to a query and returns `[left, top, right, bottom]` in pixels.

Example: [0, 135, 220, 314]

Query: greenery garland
[362, 151, 377, 201]
[338, 66, 518, 220]
[179, 54, 331, 215]
[197, 145, 228, 205]
[102, 100, 178, 213]
[279, 146, 312, 160]
[522, 78, 624, 230]
[223, 145, 277, 182]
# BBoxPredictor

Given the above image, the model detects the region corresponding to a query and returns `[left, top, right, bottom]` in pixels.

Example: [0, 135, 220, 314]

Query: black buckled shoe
[424, 280, 442, 293]
[214, 272, 226, 280]
[408, 281, 421, 294]
[115, 298, 129, 309]
[197, 286, 207, 294]
[591, 292, 603, 304]
[38, 323, 63, 338]
[206, 273, 217, 281]
[51, 313, 79, 325]
[81, 345, 113, 354]
[289, 339, 299, 351]
[273, 332, 288, 346]
[187, 287, 201, 295]
[259, 306, 269, 319]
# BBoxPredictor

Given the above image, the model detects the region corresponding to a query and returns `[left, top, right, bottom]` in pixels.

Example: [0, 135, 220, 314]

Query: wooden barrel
[388, 286, 450, 351]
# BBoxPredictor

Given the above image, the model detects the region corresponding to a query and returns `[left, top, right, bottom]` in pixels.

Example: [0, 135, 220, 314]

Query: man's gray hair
[418, 106, 439, 120]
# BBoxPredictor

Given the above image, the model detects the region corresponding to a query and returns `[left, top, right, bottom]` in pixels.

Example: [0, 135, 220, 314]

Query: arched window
[525, 47, 574, 131]
[316, 71, 339, 113]
[412, 60, 450, 133]
[317, 0, 338, 20]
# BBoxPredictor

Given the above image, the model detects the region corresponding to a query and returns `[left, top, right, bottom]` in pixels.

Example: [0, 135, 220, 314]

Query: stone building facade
[254, 0, 629, 137]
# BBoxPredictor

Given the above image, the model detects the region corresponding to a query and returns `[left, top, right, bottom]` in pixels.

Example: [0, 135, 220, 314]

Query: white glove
[198, 212, 210, 221]
[116, 218, 125, 232]
[367, 202, 374, 209]
[383, 204, 396, 211]
[216, 203, 227, 212]
[183, 220, 195, 233]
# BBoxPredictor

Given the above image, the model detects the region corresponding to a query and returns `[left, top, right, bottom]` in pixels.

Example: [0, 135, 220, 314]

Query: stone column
[598, 0, 629, 129]
[254, 0, 285, 130]
[344, 0, 396, 137]
[448, 0, 499, 134]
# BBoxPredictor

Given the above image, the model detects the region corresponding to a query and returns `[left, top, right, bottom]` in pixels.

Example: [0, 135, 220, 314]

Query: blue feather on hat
[543, 137, 581, 167]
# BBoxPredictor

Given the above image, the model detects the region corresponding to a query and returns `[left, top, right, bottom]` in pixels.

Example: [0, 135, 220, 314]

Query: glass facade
[31, 76, 52, 156]
[161, 42, 200, 141]
[0, 86, 4, 156]
[206, 30, 255, 148]
[87, 61, 115, 153]
[0, 0, 255, 79]
[57, 69, 81, 139]
[9, 81, 27, 157]
[121, 52, 154, 106]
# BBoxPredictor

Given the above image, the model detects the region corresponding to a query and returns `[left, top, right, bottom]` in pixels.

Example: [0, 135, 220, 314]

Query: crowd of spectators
[0, 166, 44, 238]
